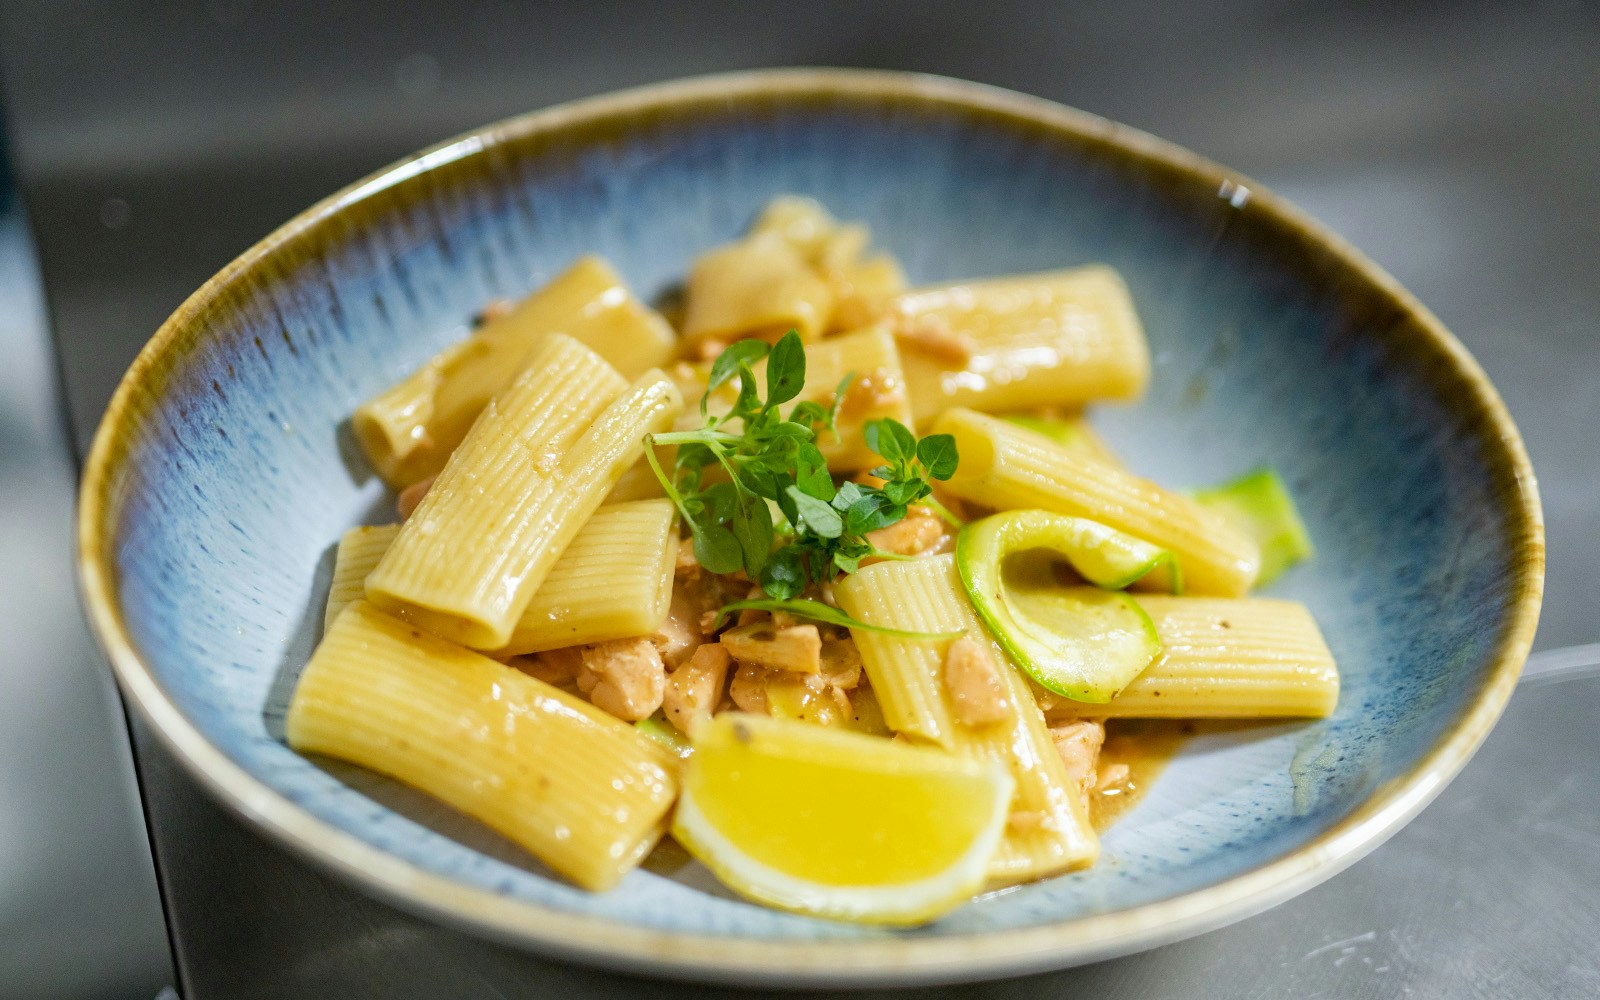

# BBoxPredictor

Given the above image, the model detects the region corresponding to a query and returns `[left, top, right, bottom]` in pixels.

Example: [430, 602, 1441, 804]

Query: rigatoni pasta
[353, 256, 676, 488]
[499, 499, 679, 655]
[933, 407, 1261, 596]
[325, 502, 679, 656]
[748, 195, 908, 333]
[287, 601, 678, 891]
[287, 198, 1337, 924]
[681, 233, 835, 348]
[836, 555, 1099, 883]
[365, 335, 681, 648]
[324, 524, 400, 629]
[893, 266, 1149, 421]
[1096, 596, 1338, 718]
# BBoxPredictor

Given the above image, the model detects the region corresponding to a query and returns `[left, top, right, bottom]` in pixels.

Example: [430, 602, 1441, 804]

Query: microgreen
[645, 330, 962, 628]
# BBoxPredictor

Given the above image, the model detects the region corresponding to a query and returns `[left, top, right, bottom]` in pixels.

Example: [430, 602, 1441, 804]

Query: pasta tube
[833, 565, 956, 746]
[748, 195, 905, 331]
[602, 458, 668, 503]
[287, 602, 679, 891]
[499, 499, 678, 655]
[933, 408, 1261, 596]
[681, 232, 835, 348]
[365, 335, 682, 648]
[1002, 413, 1120, 467]
[323, 524, 401, 630]
[1092, 596, 1339, 718]
[325, 503, 678, 656]
[828, 256, 907, 332]
[353, 256, 676, 487]
[893, 266, 1149, 421]
[835, 555, 1099, 883]
[749, 195, 868, 270]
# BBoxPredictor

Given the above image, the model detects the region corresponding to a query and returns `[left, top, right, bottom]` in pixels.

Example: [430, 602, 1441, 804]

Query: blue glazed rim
[76, 69, 1544, 987]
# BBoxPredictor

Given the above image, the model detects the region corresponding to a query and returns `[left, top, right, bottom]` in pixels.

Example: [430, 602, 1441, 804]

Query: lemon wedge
[672, 713, 1013, 925]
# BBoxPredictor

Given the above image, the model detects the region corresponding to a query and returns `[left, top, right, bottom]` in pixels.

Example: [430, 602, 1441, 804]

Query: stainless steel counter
[128, 654, 1600, 999]
[3, 3, 1596, 996]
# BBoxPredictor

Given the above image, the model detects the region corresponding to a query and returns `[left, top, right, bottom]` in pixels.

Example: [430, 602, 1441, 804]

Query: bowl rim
[75, 67, 1545, 987]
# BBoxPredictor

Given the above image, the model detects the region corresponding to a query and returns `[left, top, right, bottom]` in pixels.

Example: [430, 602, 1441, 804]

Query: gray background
[0, 2, 1595, 996]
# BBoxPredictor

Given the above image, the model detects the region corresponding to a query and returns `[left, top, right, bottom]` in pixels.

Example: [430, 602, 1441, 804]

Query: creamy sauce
[1088, 720, 1191, 833]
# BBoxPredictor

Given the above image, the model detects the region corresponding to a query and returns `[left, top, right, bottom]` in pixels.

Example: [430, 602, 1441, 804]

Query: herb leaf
[786, 486, 843, 539]
[830, 479, 864, 511]
[730, 494, 774, 577]
[916, 433, 960, 480]
[844, 493, 902, 534]
[794, 443, 834, 501]
[764, 329, 807, 408]
[691, 521, 744, 575]
[759, 546, 808, 600]
[864, 418, 910, 464]
[707, 339, 770, 397]
[644, 334, 961, 598]
[880, 478, 928, 506]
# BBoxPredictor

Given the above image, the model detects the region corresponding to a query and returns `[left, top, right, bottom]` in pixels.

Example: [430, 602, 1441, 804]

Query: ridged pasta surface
[895, 265, 1149, 421]
[352, 256, 674, 487]
[499, 498, 678, 655]
[287, 602, 679, 891]
[366, 336, 680, 648]
[1094, 597, 1339, 718]
[324, 524, 401, 629]
[837, 555, 1098, 883]
[935, 408, 1261, 596]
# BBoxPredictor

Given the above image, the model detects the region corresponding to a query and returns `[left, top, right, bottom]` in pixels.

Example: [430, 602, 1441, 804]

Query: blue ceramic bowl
[77, 70, 1543, 986]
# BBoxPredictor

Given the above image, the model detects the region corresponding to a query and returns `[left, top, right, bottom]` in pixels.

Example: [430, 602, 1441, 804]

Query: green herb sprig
[645, 330, 961, 634]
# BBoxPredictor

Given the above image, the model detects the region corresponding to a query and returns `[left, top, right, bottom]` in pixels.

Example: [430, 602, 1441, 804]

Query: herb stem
[649, 429, 746, 447]
[865, 548, 922, 563]
[642, 436, 695, 525]
[922, 495, 966, 528]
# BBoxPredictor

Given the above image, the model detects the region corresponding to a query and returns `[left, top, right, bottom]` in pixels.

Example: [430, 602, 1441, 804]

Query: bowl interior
[87, 75, 1537, 967]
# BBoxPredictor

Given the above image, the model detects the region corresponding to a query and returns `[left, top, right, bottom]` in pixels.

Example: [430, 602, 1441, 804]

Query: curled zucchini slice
[956, 510, 1167, 703]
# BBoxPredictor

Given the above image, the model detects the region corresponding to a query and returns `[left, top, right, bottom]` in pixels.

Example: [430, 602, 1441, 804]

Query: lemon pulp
[673, 713, 1013, 924]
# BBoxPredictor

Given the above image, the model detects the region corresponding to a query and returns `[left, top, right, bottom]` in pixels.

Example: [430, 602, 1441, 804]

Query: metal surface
[130, 656, 1600, 999]
[2, 3, 1596, 996]
[0, 175, 171, 994]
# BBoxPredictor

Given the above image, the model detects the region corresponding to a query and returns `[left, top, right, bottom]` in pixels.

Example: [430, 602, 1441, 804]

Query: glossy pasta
[365, 335, 681, 648]
[893, 266, 1149, 421]
[682, 233, 836, 347]
[1094, 596, 1339, 718]
[323, 523, 400, 629]
[353, 256, 676, 488]
[287, 601, 679, 891]
[836, 555, 1099, 883]
[499, 499, 679, 656]
[325, 502, 678, 656]
[289, 195, 1339, 921]
[748, 196, 908, 333]
[933, 407, 1261, 596]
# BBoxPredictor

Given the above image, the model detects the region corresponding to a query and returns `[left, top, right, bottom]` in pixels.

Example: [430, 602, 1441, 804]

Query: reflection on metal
[1520, 643, 1600, 686]
[0, 208, 172, 995]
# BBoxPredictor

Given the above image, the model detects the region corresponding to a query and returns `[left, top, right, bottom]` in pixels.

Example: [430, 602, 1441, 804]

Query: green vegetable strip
[1192, 467, 1313, 588]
